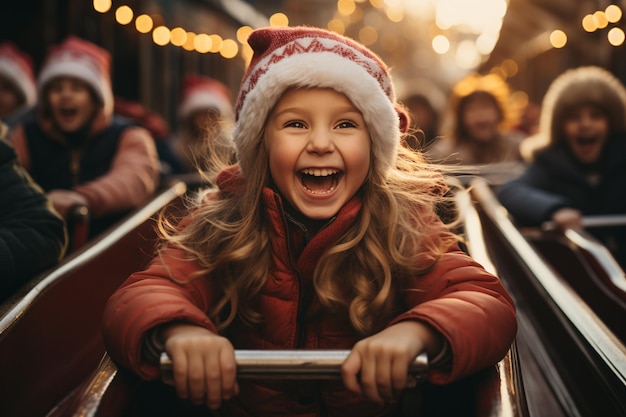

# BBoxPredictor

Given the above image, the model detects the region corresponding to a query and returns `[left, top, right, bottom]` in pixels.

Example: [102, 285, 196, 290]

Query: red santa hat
[179, 74, 233, 120]
[233, 26, 407, 177]
[0, 42, 36, 106]
[38, 36, 113, 112]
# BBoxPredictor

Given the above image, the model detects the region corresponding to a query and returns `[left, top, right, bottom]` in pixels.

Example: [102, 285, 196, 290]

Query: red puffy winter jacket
[102, 167, 517, 417]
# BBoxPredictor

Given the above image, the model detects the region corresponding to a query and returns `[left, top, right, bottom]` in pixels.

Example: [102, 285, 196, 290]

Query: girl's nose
[306, 128, 334, 153]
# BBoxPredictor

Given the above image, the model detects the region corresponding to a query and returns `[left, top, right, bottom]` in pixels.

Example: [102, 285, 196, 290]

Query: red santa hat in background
[0, 42, 36, 107]
[178, 74, 234, 121]
[232, 26, 407, 177]
[38, 36, 113, 112]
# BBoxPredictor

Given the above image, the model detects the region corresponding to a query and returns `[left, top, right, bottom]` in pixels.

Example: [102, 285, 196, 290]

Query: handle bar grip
[160, 350, 428, 386]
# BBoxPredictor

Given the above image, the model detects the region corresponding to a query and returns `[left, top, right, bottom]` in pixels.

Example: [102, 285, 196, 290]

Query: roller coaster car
[469, 177, 626, 417]
[0, 179, 529, 417]
[0, 181, 188, 417]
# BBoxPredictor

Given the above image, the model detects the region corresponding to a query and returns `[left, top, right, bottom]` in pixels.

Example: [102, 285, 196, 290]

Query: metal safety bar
[542, 214, 626, 231]
[563, 228, 626, 293]
[160, 350, 428, 386]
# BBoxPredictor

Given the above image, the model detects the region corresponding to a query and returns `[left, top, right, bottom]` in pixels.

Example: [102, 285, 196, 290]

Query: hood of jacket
[521, 66, 626, 161]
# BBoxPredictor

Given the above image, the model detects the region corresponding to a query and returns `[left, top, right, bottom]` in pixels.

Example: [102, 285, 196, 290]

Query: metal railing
[160, 350, 428, 386]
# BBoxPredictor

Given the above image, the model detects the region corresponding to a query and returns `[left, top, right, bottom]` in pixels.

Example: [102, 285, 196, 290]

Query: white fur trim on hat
[38, 48, 113, 112]
[541, 66, 626, 140]
[234, 34, 399, 177]
[0, 56, 36, 106]
[179, 90, 234, 120]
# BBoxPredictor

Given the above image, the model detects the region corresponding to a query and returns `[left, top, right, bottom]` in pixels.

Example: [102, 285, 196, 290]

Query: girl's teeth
[303, 168, 337, 176]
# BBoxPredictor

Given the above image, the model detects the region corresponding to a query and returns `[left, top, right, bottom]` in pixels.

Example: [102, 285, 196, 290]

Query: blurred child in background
[498, 66, 626, 265]
[428, 73, 524, 166]
[171, 74, 235, 175]
[9, 36, 160, 242]
[0, 42, 36, 131]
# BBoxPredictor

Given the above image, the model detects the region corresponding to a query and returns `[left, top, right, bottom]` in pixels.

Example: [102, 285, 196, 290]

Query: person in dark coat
[498, 66, 626, 265]
[0, 132, 67, 301]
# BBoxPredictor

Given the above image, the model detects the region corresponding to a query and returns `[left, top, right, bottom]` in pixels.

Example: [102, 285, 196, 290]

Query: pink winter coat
[9, 106, 160, 218]
[102, 167, 517, 417]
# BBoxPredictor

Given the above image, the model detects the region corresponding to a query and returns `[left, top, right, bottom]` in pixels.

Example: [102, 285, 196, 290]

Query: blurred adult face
[562, 104, 609, 165]
[461, 94, 501, 143]
[47, 76, 98, 133]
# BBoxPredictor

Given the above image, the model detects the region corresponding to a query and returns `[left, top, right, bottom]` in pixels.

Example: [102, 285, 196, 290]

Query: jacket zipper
[279, 203, 309, 348]
[281, 206, 336, 349]
[69, 149, 81, 187]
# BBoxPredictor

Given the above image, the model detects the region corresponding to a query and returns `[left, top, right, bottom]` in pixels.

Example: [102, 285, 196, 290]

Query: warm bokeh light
[358, 26, 378, 45]
[327, 19, 346, 34]
[349, 6, 364, 23]
[369, 0, 384, 8]
[455, 40, 481, 69]
[183, 32, 196, 51]
[152, 26, 170, 46]
[608, 27, 625, 46]
[605, 5, 622, 23]
[435, 0, 507, 34]
[476, 32, 498, 55]
[582, 14, 597, 32]
[501, 59, 519, 77]
[510, 90, 529, 109]
[115, 5, 133, 25]
[194, 34, 212, 53]
[432, 35, 450, 54]
[269, 12, 289, 27]
[594, 11, 609, 29]
[170, 27, 187, 46]
[135, 14, 153, 33]
[209, 34, 223, 53]
[549, 30, 567, 48]
[385, 7, 404, 23]
[237, 26, 253, 44]
[219, 39, 239, 58]
[490, 66, 507, 80]
[337, 0, 356, 16]
[93, 0, 111, 13]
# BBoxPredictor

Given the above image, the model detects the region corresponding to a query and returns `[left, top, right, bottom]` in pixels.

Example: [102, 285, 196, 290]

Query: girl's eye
[337, 120, 357, 129]
[285, 120, 306, 128]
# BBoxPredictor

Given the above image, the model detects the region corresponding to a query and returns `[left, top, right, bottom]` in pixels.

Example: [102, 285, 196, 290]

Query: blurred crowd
[0, 36, 236, 301]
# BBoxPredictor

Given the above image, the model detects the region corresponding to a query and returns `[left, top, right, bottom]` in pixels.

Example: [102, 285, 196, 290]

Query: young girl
[102, 26, 517, 416]
[498, 66, 626, 265]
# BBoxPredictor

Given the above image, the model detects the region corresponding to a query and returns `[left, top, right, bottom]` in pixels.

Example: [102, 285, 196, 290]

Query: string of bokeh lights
[93, 0, 624, 73]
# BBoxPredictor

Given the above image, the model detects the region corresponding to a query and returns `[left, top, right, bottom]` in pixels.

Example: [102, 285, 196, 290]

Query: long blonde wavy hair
[157, 120, 461, 337]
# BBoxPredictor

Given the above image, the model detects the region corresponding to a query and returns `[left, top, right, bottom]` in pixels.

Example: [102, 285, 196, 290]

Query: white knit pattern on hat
[233, 28, 400, 178]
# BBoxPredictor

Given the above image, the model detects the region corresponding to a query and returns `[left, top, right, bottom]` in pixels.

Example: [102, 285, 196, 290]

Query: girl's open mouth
[299, 168, 343, 195]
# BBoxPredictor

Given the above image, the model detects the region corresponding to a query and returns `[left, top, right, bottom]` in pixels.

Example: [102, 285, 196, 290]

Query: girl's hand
[162, 323, 238, 409]
[342, 321, 442, 403]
